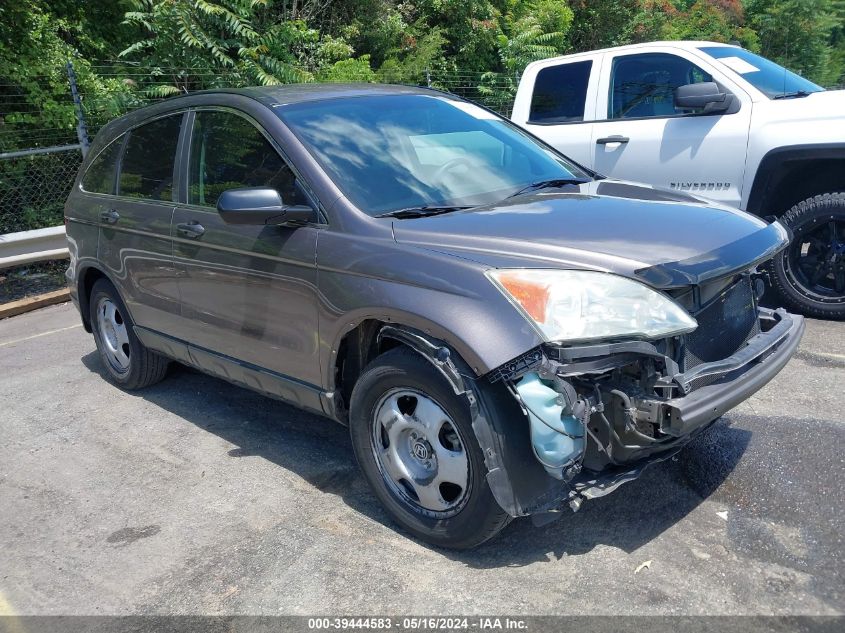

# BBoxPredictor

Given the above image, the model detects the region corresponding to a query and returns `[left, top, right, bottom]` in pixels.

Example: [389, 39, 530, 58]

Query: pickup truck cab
[513, 41, 845, 319]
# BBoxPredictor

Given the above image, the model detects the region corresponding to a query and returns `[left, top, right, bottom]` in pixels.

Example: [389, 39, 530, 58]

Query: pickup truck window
[699, 46, 823, 99]
[529, 60, 592, 123]
[609, 53, 712, 119]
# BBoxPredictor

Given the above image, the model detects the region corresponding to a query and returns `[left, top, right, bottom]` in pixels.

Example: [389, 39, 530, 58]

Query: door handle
[100, 209, 120, 224]
[596, 135, 630, 145]
[176, 222, 205, 238]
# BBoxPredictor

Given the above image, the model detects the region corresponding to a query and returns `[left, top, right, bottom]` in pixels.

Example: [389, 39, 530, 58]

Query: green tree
[663, 0, 759, 50]
[747, 0, 844, 84]
[0, 1, 135, 150]
[119, 0, 313, 95]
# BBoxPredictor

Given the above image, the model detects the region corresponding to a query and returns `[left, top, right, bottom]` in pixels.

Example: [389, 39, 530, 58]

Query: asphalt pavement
[0, 303, 843, 615]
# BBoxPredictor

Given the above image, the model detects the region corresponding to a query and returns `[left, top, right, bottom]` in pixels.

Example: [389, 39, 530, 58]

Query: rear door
[170, 108, 321, 387]
[515, 56, 601, 168]
[97, 112, 184, 333]
[590, 49, 752, 207]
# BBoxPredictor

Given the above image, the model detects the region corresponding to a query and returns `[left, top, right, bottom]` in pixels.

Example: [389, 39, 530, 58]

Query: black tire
[89, 278, 169, 390]
[349, 347, 511, 549]
[768, 193, 845, 320]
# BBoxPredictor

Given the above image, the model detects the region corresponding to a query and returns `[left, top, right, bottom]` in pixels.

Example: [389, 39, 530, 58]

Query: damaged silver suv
[65, 84, 804, 549]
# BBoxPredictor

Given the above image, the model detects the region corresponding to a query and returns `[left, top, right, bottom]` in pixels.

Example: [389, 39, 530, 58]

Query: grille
[683, 277, 759, 388]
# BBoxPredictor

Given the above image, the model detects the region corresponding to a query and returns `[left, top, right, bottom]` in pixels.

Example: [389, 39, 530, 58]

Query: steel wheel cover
[370, 388, 470, 517]
[96, 297, 131, 372]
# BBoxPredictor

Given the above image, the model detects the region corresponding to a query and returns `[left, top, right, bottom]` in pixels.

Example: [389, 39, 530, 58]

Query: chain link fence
[0, 146, 82, 235]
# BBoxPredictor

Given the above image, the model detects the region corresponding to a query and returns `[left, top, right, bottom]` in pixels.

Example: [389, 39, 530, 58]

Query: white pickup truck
[512, 40, 845, 318]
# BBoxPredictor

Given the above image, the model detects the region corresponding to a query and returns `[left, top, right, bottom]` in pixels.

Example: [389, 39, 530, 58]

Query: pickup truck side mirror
[674, 82, 733, 114]
[216, 187, 317, 226]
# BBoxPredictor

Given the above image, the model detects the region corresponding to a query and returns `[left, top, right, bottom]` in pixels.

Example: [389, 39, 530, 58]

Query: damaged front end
[487, 272, 804, 521]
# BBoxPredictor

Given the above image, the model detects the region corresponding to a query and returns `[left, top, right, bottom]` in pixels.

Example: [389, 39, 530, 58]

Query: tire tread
[768, 192, 845, 320]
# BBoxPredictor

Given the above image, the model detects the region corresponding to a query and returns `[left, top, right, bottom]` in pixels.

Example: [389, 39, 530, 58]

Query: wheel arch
[746, 144, 845, 217]
[327, 315, 486, 423]
[76, 264, 123, 332]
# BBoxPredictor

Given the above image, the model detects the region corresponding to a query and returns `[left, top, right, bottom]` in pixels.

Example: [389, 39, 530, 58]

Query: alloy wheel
[785, 216, 845, 304]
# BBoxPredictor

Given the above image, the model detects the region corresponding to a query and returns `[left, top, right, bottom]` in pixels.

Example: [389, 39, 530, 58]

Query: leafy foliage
[1, 0, 844, 155]
[118, 0, 313, 94]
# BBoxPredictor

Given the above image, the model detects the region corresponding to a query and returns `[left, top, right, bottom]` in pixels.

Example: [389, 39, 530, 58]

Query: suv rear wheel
[90, 278, 170, 389]
[349, 347, 510, 549]
[770, 193, 845, 320]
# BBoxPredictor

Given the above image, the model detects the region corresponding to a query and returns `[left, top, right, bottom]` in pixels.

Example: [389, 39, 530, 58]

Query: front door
[590, 50, 752, 207]
[171, 108, 321, 388]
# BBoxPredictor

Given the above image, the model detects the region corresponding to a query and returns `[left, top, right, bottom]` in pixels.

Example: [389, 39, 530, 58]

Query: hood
[392, 180, 789, 288]
[756, 89, 845, 124]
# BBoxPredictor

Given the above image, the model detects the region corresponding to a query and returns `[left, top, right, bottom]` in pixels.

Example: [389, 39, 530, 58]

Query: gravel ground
[0, 303, 843, 616]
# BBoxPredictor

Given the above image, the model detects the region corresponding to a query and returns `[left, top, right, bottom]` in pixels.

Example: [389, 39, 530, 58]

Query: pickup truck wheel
[769, 193, 845, 320]
[349, 347, 510, 549]
[89, 278, 170, 390]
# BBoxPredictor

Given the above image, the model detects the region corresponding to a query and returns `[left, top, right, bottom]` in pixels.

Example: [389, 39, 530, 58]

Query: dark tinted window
[609, 53, 712, 119]
[529, 61, 592, 123]
[118, 115, 182, 200]
[188, 110, 303, 208]
[700, 46, 823, 99]
[81, 136, 123, 194]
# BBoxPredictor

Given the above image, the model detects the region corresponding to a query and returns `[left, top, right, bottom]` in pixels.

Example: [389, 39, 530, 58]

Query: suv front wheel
[770, 193, 845, 320]
[349, 347, 510, 549]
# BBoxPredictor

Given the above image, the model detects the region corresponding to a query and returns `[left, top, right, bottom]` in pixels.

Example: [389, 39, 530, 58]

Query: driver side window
[188, 110, 306, 208]
[609, 53, 712, 119]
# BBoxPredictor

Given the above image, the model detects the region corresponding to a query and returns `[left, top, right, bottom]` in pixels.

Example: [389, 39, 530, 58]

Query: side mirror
[674, 82, 732, 113]
[216, 187, 317, 226]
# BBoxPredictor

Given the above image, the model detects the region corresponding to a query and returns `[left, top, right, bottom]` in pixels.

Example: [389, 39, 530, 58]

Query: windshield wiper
[773, 90, 812, 100]
[376, 205, 473, 219]
[507, 178, 590, 199]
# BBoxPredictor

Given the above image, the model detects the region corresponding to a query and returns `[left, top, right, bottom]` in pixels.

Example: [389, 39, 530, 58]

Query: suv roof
[90, 82, 447, 145]
[235, 82, 442, 107]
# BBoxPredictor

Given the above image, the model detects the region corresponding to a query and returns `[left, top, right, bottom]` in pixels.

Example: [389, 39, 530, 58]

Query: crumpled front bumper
[644, 307, 804, 436]
[478, 305, 804, 519]
[563, 307, 804, 504]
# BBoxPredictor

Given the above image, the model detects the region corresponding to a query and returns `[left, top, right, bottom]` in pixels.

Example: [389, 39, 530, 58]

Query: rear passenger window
[81, 136, 123, 194]
[529, 61, 592, 123]
[188, 110, 304, 208]
[609, 53, 713, 119]
[118, 115, 183, 201]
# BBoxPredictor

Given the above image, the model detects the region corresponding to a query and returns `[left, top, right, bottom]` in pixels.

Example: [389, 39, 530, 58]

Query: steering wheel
[433, 156, 476, 183]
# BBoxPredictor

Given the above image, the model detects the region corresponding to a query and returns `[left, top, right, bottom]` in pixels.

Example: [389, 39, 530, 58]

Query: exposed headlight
[487, 269, 697, 343]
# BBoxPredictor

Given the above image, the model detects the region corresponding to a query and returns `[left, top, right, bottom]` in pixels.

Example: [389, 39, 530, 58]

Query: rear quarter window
[529, 60, 592, 123]
[81, 136, 124, 195]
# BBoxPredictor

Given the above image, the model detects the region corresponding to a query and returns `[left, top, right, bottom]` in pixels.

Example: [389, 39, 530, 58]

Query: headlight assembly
[487, 268, 697, 343]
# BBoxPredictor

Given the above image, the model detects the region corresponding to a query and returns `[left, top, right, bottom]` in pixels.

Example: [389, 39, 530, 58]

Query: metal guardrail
[0, 225, 68, 270]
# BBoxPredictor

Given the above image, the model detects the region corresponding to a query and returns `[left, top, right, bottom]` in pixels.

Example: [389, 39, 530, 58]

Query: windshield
[699, 46, 824, 99]
[278, 94, 589, 216]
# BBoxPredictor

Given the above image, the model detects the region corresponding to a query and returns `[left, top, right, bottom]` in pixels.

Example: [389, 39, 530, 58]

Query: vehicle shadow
[81, 352, 750, 568]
